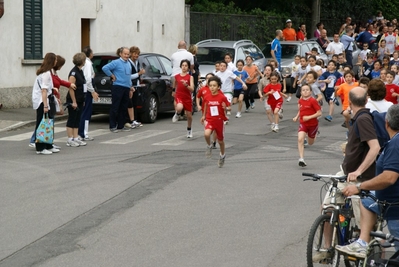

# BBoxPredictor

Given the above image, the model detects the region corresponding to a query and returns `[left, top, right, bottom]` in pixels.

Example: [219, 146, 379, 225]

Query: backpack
[354, 111, 390, 151]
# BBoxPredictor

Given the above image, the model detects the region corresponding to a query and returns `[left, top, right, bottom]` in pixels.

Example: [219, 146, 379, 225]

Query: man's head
[333, 34, 340, 43]
[300, 23, 306, 31]
[386, 104, 399, 131]
[320, 29, 327, 38]
[286, 19, 292, 28]
[177, 40, 187, 49]
[276, 29, 283, 39]
[349, 87, 368, 108]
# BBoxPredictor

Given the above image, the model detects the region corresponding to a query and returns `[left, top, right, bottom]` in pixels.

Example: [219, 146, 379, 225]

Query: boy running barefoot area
[293, 84, 322, 167]
[233, 60, 249, 118]
[172, 59, 194, 138]
[336, 70, 358, 128]
[262, 72, 286, 132]
[201, 76, 230, 168]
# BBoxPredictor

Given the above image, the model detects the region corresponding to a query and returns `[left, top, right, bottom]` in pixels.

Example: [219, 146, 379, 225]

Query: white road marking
[0, 128, 66, 141]
[102, 130, 171, 145]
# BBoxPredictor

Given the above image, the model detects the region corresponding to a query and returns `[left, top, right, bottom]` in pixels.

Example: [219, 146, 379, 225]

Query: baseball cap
[286, 19, 292, 23]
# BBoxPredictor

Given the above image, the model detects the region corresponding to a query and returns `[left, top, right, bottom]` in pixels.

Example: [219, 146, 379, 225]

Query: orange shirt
[243, 65, 259, 84]
[283, 28, 296, 41]
[336, 82, 359, 110]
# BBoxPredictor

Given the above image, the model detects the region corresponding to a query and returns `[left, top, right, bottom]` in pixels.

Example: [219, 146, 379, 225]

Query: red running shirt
[298, 97, 321, 126]
[204, 92, 230, 122]
[175, 73, 192, 101]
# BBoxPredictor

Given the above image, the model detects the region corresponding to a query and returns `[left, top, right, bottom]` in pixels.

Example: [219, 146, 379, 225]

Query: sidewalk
[0, 107, 68, 132]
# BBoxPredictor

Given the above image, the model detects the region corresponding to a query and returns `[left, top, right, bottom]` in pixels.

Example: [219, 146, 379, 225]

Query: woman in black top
[66, 52, 87, 147]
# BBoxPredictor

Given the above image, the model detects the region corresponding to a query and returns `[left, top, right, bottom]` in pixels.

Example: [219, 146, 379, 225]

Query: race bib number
[273, 91, 281, 100]
[210, 106, 219, 116]
[83, 84, 88, 93]
[364, 69, 370, 76]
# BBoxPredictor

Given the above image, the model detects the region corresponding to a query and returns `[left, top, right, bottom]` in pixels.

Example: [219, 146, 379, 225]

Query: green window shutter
[24, 0, 42, 59]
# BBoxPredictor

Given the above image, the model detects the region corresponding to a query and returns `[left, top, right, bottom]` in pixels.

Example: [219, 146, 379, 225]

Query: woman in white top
[32, 52, 59, 155]
[365, 79, 393, 113]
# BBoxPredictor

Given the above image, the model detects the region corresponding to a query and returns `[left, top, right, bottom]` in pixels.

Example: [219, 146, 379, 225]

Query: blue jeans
[362, 197, 399, 249]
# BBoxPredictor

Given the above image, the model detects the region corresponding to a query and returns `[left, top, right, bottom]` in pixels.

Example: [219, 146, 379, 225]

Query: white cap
[286, 19, 292, 23]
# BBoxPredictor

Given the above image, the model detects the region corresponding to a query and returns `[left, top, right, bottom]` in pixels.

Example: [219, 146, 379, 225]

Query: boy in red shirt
[201, 76, 231, 168]
[263, 72, 285, 132]
[293, 84, 322, 167]
[385, 70, 399, 104]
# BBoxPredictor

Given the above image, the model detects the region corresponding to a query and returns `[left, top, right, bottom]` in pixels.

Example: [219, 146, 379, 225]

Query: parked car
[196, 39, 267, 78]
[92, 52, 174, 123]
[262, 40, 328, 77]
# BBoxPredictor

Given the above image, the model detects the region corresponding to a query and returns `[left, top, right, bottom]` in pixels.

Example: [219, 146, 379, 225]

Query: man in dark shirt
[342, 87, 380, 182]
[316, 29, 330, 52]
[337, 104, 399, 258]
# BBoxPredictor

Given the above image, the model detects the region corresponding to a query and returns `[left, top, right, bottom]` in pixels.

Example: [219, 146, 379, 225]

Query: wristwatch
[356, 182, 362, 192]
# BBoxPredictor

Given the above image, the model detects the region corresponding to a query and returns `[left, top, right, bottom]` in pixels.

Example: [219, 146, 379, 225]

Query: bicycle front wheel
[307, 214, 340, 267]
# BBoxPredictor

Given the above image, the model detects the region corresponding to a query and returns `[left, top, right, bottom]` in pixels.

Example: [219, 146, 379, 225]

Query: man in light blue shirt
[340, 26, 357, 67]
[271, 30, 282, 71]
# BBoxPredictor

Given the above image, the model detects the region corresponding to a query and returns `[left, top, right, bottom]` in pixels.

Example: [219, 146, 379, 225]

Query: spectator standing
[188, 44, 200, 111]
[126, 46, 144, 129]
[31, 52, 59, 155]
[341, 26, 357, 67]
[314, 22, 324, 38]
[339, 17, 352, 36]
[356, 24, 373, 47]
[283, 19, 296, 41]
[102, 47, 132, 132]
[78, 46, 99, 141]
[66, 53, 88, 147]
[379, 25, 397, 55]
[297, 23, 307, 41]
[316, 29, 330, 52]
[326, 34, 345, 60]
[171, 40, 194, 79]
[271, 30, 283, 71]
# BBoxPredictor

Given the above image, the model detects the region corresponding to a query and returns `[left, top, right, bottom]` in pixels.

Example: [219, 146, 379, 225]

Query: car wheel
[141, 94, 158, 123]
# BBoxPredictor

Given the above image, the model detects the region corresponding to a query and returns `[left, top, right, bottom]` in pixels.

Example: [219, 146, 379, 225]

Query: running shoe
[48, 147, 60, 153]
[172, 113, 179, 123]
[286, 96, 292, 102]
[218, 155, 225, 167]
[66, 140, 80, 147]
[187, 130, 193, 138]
[298, 158, 307, 167]
[74, 138, 87, 146]
[272, 125, 279, 132]
[335, 241, 366, 258]
[325, 115, 333, 122]
[235, 112, 241, 118]
[132, 121, 143, 128]
[251, 102, 255, 109]
[212, 141, 217, 149]
[36, 149, 52, 155]
[206, 145, 212, 158]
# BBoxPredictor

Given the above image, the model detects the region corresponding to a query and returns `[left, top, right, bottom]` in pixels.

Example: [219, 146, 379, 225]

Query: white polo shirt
[326, 41, 345, 59]
[216, 70, 236, 94]
[171, 49, 194, 76]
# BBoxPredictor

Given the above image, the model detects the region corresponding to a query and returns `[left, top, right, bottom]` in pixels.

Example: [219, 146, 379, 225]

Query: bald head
[349, 87, 368, 108]
[178, 40, 187, 49]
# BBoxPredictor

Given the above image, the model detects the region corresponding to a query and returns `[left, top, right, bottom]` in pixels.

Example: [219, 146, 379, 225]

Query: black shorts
[66, 102, 83, 128]
[233, 89, 244, 98]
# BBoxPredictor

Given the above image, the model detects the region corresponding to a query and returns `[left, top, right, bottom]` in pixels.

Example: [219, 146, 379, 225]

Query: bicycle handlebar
[302, 172, 347, 182]
[370, 231, 399, 243]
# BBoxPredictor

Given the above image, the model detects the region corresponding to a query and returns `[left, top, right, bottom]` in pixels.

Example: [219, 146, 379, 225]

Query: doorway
[81, 19, 90, 50]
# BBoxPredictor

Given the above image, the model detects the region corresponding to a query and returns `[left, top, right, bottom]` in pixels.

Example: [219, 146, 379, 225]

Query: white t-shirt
[306, 64, 322, 74]
[82, 58, 95, 92]
[288, 62, 301, 78]
[326, 42, 345, 59]
[359, 49, 371, 61]
[32, 71, 53, 110]
[171, 49, 194, 76]
[366, 99, 393, 113]
[227, 62, 237, 72]
[216, 70, 237, 93]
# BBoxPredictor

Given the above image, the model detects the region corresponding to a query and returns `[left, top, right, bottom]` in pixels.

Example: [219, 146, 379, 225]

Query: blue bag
[35, 114, 54, 144]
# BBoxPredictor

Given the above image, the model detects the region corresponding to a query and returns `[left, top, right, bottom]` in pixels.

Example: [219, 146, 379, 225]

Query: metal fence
[190, 12, 343, 47]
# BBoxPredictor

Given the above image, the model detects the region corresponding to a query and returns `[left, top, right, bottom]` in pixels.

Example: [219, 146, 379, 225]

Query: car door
[156, 55, 174, 111]
[142, 55, 170, 111]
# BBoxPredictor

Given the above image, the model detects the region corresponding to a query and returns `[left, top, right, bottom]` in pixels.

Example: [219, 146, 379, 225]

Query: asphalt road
[0, 100, 349, 267]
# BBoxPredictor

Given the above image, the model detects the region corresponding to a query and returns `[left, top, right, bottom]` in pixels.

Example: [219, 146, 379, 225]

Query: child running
[232, 60, 249, 118]
[172, 59, 194, 138]
[293, 84, 322, 167]
[336, 70, 359, 128]
[319, 60, 342, 121]
[258, 64, 275, 126]
[201, 76, 231, 168]
[262, 72, 285, 132]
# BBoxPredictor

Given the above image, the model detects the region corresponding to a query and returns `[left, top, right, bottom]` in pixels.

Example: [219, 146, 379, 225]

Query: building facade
[0, 0, 186, 108]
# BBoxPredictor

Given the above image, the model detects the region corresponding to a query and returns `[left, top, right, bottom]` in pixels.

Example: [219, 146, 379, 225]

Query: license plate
[96, 97, 112, 104]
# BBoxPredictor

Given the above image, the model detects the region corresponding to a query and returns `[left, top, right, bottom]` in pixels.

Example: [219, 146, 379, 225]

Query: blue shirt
[233, 70, 248, 89]
[271, 38, 281, 60]
[371, 69, 381, 79]
[375, 133, 399, 219]
[340, 35, 354, 51]
[102, 58, 132, 88]
[320, 71, 342, 89]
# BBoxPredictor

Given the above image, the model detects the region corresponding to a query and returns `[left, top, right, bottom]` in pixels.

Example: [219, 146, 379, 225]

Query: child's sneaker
[218, 154, 225, 167]
[235, 112, 241, 118]
[272, 124, 279, 132]
[278, 109, 284, 119]
[206, 145, 212, 158]
[298, 158, 307, 167]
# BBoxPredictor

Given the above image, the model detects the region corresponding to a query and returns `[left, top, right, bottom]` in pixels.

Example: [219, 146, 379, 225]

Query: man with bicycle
[336, 104, 399, 258]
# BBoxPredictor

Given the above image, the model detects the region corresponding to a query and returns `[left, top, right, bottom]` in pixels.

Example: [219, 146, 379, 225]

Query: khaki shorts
[322, 182, 361, 229]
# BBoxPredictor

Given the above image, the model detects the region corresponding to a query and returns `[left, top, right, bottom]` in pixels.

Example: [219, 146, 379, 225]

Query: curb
[0, 115, 69, 133]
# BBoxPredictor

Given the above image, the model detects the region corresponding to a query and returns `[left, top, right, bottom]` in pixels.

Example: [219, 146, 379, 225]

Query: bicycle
[364, 231, 399, 266]
[303, 172, 361, 267]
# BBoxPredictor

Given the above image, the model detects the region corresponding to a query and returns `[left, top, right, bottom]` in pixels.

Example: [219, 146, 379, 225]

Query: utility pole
[311, 0, 321, 38]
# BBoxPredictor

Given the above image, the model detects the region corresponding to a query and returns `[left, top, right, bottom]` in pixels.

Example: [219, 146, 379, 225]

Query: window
[145, 56, 163, 75]
[24, 0, 42, 59]
[242, 45, 264, 60]
[157, 56, 172, 76]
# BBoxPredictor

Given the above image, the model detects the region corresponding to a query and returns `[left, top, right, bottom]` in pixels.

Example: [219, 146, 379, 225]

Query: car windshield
[197, 47, 235, 64]
[92, 56, 116, 74]
[262, 44, 300, 59]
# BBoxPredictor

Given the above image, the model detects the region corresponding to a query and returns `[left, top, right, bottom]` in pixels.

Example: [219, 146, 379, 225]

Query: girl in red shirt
[263, 72, 285, 132]
[293, 84, 322, 167]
